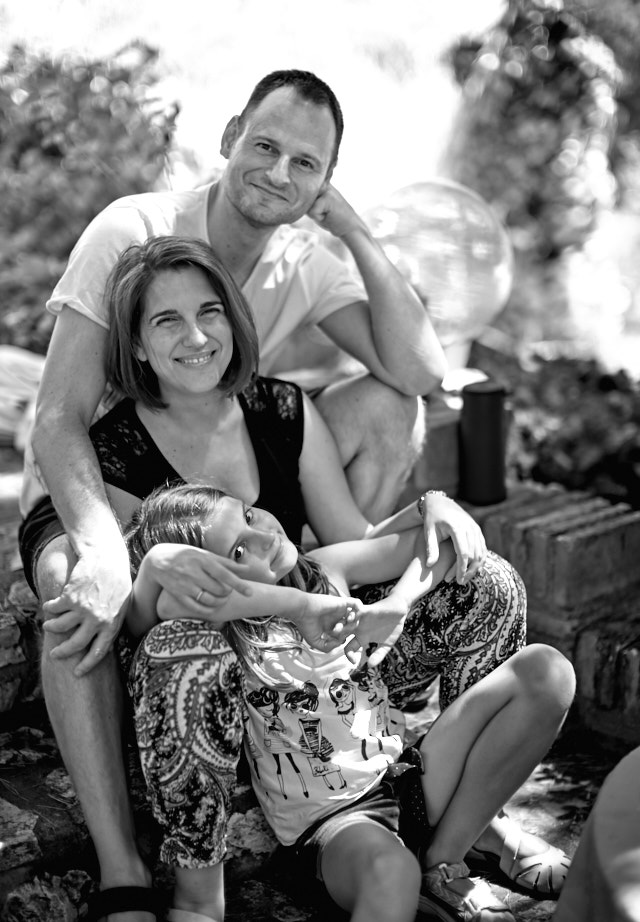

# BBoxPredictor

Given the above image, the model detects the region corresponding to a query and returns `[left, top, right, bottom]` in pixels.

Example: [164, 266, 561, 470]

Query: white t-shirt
[20, 183, 366, 515]
[243, 630, 402, 846]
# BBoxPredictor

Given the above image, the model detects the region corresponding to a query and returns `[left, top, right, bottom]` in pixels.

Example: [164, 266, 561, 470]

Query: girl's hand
[344, 595, 409, 669]
[295, 594, 363, 652]
[142, 543, 251, 614]
[422, 493, 487, 584]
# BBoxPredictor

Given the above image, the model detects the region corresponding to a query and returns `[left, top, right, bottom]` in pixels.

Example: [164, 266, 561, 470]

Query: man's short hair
[105, 235, 259, 409]
[239, 69, 344, 164]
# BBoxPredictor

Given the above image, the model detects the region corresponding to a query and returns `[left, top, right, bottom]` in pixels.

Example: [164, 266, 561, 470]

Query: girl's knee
[513, 644, 576, 712]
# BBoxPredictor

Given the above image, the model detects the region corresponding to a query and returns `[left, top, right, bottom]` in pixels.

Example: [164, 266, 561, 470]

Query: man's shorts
[18, 495, 65, 595]
[289, 742, 432, 882]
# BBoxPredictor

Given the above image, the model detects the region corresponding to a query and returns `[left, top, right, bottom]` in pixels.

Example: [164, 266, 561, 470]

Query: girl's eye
[233, 543, 246, 562]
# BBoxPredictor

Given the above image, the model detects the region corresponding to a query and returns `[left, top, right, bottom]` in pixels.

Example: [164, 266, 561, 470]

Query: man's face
[220, 86, 337, 229]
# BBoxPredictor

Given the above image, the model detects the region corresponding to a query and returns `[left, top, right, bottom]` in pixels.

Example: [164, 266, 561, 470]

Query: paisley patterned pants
[128, 551, 526, 867]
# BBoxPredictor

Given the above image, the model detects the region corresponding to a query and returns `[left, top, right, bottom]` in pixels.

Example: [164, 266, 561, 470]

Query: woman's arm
[299, 395, 485, 582]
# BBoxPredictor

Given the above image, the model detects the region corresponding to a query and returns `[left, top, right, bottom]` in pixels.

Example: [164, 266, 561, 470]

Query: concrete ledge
[465, 482, 640, 746]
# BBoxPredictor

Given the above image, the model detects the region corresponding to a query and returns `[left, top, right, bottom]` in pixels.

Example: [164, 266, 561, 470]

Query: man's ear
[220, 116, 241, 159]
[321, 159, 337, 191]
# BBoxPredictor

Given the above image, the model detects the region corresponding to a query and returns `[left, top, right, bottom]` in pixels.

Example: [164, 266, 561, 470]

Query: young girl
[124, 484, 575, 922]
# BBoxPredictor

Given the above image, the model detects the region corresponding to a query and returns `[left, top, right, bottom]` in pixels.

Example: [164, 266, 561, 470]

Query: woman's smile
[174, 349, 217, 366]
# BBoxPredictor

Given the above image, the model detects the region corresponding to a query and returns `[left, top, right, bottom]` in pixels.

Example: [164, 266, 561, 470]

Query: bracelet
[417, 490, 448, 519]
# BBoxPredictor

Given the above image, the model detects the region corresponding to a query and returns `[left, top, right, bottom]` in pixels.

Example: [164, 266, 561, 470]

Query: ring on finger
[345, 604, 356, 623]
[195, 589, 205, 604]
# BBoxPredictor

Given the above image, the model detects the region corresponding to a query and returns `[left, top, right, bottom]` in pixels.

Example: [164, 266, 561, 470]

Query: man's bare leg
[314, 374, 425, 523]
[38, 536, 153, 922]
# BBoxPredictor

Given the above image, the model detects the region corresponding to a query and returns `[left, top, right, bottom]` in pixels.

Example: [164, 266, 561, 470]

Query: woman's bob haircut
[105, 235, 259, 409]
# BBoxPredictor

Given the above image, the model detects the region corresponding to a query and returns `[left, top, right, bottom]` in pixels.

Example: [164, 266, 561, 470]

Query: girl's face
[135, 266, 234, 401]
[203, 496, 298, 583]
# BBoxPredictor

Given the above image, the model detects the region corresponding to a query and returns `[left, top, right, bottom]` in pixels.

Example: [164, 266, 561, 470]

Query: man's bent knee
[315, 375, 425, 468]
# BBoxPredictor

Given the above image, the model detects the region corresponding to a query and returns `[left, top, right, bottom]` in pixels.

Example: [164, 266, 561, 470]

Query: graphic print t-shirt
[243, 631, 402, 845]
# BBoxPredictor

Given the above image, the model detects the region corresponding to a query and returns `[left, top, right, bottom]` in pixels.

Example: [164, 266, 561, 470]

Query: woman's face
[203, 495, 299, 584]
[135, 266, 234, 400]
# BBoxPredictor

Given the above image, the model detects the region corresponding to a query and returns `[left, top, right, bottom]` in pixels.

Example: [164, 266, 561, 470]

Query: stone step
[1, 692, 623, 922]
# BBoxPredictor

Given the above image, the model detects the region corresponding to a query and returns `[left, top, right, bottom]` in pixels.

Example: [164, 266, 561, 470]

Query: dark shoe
[419, 861, 515, 922]
[84, 886, 164, 921]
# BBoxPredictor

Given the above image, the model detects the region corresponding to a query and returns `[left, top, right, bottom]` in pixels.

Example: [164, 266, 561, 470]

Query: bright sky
[0, 0, 506, 211]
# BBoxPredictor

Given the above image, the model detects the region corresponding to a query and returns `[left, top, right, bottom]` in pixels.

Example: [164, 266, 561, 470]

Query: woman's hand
[142, 543, 251, 614]
[422, 493, 487, 584]
[294, 594, 363, 651]
[344, 594, 409, 669]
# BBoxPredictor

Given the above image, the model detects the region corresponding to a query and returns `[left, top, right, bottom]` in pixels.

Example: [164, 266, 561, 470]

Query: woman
[45, 236, 562, 920]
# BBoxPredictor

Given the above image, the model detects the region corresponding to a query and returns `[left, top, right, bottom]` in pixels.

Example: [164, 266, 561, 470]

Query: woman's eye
[233, 543, 246, 562]
[201, 305, 223, 319]
[155, 315, 180, 327]
[244, 508, 254, 525]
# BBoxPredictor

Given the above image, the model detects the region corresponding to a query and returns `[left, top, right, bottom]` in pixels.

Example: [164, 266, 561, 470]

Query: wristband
[417, 490, 448, 519]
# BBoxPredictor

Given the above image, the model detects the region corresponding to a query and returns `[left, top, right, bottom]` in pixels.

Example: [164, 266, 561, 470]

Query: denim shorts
[18, 495, 65, 595]
[290, 742, 432, 882]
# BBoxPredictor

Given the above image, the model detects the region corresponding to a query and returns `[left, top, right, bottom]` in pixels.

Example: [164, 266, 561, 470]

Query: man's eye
[296, 159, 314, 171]
[233, 543, 246, 562]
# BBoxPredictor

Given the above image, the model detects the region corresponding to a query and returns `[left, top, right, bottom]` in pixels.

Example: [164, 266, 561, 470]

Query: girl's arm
[313, 528, 456, 667]
[125, 543, 361, 649]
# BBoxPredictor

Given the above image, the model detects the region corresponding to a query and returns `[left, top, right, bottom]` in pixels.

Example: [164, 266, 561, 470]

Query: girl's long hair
[125, 483, 335, 685]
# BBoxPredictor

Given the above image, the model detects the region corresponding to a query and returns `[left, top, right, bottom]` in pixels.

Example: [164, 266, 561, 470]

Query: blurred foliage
[0, 40, 178, 353]
[564, 0, 640, 214]
[444, 0, 640, 508]
[444, 0, 622, 260]
[470, 341, 640, 509]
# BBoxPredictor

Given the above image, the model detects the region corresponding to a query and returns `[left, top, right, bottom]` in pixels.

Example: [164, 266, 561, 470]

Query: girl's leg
[321, 823, 421, 922]
[419, 644, 575, 865]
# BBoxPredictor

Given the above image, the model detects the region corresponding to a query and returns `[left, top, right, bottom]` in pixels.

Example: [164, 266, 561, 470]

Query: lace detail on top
[90, 376, 306, 541]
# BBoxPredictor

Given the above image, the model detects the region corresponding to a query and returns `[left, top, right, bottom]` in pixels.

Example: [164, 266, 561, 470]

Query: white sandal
[467, 816, 571, 897]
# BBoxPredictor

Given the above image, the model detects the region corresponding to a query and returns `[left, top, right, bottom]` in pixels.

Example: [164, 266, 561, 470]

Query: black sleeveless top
[89, 376, 306, 543]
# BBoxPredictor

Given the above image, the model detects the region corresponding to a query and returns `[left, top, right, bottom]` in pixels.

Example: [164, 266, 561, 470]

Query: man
[21, 71, 549, 921]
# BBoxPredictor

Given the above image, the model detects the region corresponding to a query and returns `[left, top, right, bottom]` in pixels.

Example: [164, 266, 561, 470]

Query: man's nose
[266, 155, 290, 187]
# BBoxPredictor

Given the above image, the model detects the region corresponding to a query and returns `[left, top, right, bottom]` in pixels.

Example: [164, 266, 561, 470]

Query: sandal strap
[85, 886, 163, 921]
[499, 819, 522, 875]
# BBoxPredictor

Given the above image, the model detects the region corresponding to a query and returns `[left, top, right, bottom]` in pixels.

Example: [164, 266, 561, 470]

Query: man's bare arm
[308, 184, 447, 396]
[32, 308, 133, 672]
